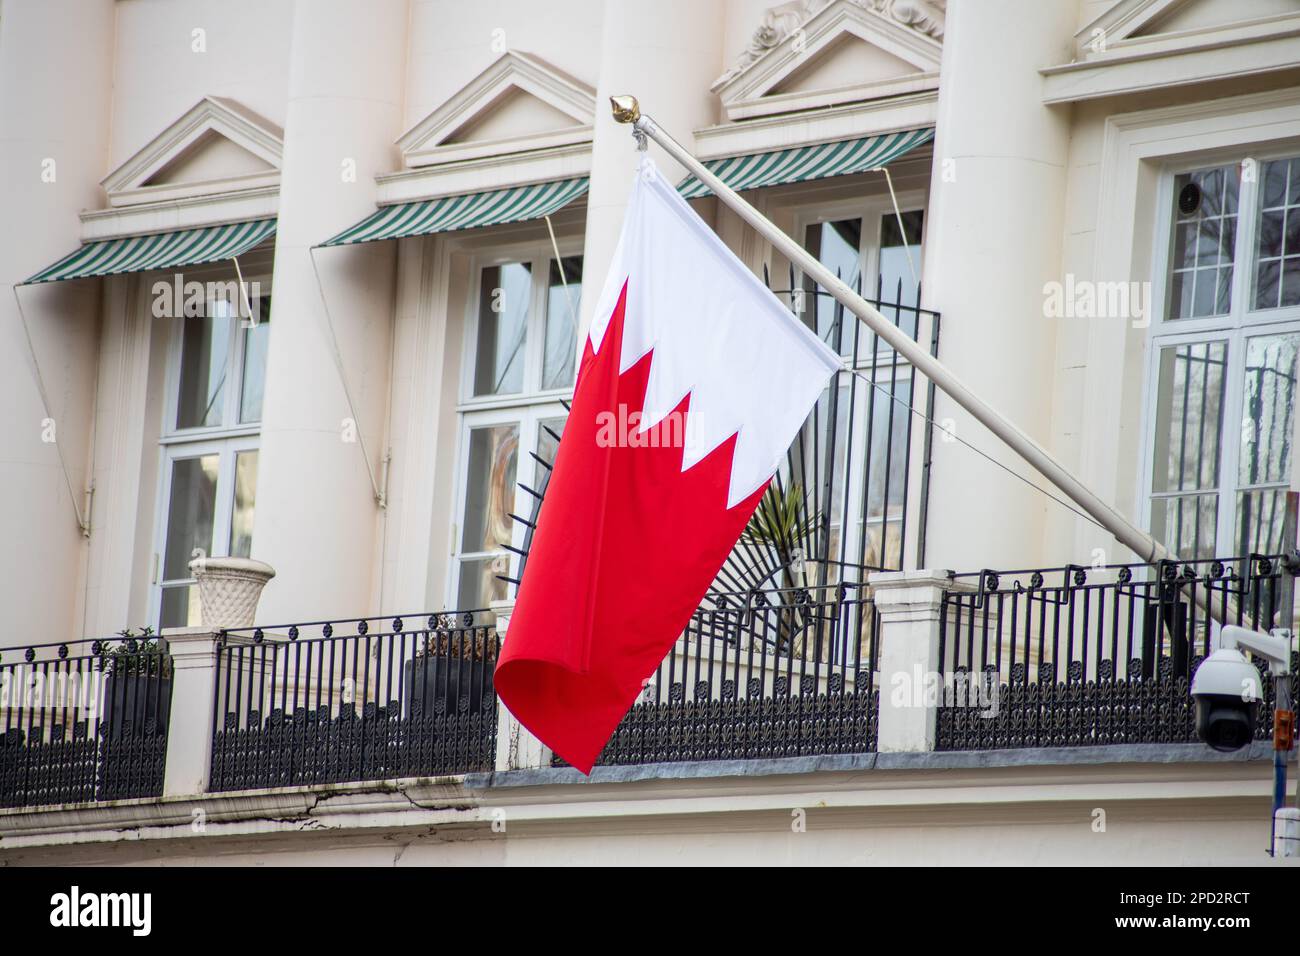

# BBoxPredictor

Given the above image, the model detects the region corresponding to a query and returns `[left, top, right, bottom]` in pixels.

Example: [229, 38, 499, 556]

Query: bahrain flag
[494, 158, 841, 772]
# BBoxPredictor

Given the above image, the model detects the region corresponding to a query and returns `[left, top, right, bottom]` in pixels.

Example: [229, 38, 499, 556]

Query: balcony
[1, 552, 1290, 811]
[0, 636, 170, 808]
[209, 612, 500, 792]
[936, 555, 1295, 750]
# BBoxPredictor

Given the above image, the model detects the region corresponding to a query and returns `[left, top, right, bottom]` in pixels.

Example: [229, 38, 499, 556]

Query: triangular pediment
[102, 97, 282, 206]
[1078, 0, 1300, 51]
[398, 51, 595, 167]
[769, 31, 925, 96]
[1131, 0, 1299, 36]
[715, 0, 943, 121]
[142, 130, 275, 186]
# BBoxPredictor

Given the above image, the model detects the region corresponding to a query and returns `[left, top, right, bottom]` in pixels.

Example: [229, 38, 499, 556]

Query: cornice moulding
[79, 185, 280, 242]
[376, 142, 592, 206]
[692, 90, 938, 160]
[1042, 16, 1300, 104]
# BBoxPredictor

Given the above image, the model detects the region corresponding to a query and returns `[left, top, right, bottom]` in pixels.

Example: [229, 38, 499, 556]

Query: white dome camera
[1190, 625, 1291, 753]
[1190, 647, 1262, 752]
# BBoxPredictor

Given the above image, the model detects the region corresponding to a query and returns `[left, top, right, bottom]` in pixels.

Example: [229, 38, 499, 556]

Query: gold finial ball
[609, 95, 640, 124]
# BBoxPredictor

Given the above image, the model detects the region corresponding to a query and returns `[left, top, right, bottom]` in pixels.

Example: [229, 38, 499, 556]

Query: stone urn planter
[188, 556, 276, 628]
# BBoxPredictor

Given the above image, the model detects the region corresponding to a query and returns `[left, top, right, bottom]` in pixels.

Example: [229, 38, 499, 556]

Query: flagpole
[608, 94, 1248, 628]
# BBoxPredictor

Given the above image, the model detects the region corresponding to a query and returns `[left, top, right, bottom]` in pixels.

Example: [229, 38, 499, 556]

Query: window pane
[473, 263, 531, 396]
[865, 377, 910, 522]
[878, 210, 923, 339]
[788, 374, 910, 574]
[1151, 494, 1219, 561]
[1233, 332, 1299, 557]
[162, 455, 219, 581]
[239, 298, 270, 423]
[228, 450, 258, 558]
[537, 416, 567, 470]
[802, 219, 861, 351]
[543, 257, 582, 391]
[1167, 164, 1239, 320]
[457, 556, 509, 609]
[176, 313, 232, 428]
[1239, 333, 1299, 487]
[160, 584, 201, 630]
[1285, 259, 1300, 309]
[1150, 341, 1227, 495]
[1235, 489, 1291, 557]
[792, 383, 851, 536]
[1255, 259, 1281, 311]
[860, 520, 903, 573]
[1253, 157, 1300, 312]
[1263, 159, 1288, 209]
[461, 424, 518, 554]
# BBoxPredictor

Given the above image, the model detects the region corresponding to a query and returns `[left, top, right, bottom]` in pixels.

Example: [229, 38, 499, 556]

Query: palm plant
[735, 483, 823, 653]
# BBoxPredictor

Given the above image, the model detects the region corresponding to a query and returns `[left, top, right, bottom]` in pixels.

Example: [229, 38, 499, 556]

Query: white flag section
[588, 157, 844, 507]
[497, 156, 843, 773]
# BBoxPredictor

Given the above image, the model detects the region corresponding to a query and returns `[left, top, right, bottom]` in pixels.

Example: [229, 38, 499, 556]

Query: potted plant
[101, 627, 173, 739]
[402, 626, 498, 718]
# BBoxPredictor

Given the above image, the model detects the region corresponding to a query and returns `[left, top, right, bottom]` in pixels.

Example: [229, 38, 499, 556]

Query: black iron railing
[936, 556, 1296, 750]
[514, 284, 941, 602]
[210, 612, 498, 792]
[559, 582, 879, 767]
[717, 277, 940, 592]
[0, 636, 171, 808]
[505, 280, 930, 767]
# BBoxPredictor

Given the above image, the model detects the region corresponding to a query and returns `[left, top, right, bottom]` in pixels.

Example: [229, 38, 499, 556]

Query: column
[252, 0, 410, 623]
[578, 0, 728, 340]
[918, 0, 1078, 572]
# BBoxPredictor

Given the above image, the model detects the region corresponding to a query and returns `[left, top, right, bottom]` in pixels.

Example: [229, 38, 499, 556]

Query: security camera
[1191, 647, 1262, 752]
[1190, 626, 1291, 753]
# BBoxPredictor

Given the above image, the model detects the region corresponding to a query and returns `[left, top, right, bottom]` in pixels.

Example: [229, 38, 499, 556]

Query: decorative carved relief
[717, 0, 945, 87]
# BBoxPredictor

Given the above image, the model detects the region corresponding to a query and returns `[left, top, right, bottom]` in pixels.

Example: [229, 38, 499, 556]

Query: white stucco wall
[0, 756, 1286, 866]
[1, 0, 1297, 650]
[0, 1, 115, 645]
[6, 0, 1300, 868]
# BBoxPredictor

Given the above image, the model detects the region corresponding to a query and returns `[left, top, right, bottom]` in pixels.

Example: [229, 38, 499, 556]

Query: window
[154, 293, 270, 627]
[802, 208, 923, 346]
[790, 204, 924, 576]
[453, 251, 580, 608]
[1146, 154, 1300, 560]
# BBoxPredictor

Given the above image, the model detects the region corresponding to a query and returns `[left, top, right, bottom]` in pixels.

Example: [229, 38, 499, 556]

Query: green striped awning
[678, 128, 935, 200]
[321, 177, 589, 247]
[22, 218, 277, 285]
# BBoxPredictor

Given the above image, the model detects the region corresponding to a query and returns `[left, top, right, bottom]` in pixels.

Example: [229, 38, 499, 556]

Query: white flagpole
[608, 95, 1247, 628]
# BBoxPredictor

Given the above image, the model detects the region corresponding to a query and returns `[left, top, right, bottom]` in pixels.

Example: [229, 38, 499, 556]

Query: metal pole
[609, 95, 1240, 627]
[1279, 492, 1299, 812]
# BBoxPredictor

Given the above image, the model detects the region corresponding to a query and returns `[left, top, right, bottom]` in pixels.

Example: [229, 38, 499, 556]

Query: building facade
[2, 0, 1300, 865]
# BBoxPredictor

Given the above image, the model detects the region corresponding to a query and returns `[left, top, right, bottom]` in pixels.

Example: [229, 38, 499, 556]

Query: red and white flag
[494, 159, 841, 772]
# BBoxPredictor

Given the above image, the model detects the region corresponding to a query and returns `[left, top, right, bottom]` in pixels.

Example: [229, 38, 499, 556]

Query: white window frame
[450, 240, 581, 607]
[793, 192, 926, 350]
[788, 195, 926, 575]
[150, 278, 270, 627]
[1140, 147, 1300, 560]
[458, 244, 582, 410]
